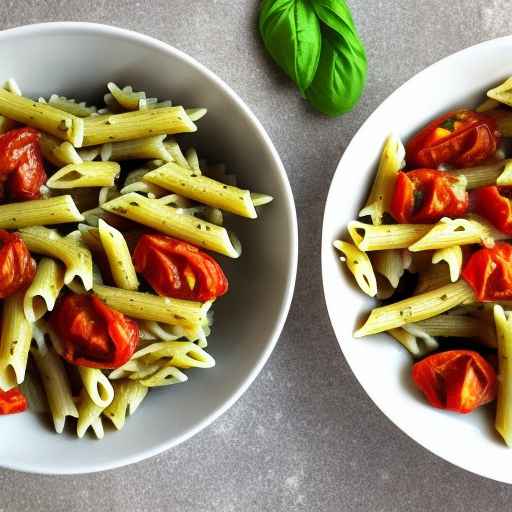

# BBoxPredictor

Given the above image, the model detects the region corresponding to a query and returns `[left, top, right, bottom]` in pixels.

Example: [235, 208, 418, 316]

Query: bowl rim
[0, 21, 298, 475]
[321, 35, 512, 482]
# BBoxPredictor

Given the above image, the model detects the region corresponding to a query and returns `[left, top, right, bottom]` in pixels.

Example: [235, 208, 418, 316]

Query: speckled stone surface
[1, 0, 512, 510]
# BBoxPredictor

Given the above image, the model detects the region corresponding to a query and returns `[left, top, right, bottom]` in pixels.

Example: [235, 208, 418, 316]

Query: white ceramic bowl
[322, 37, 512, 483]
[0, 22, 297, 474]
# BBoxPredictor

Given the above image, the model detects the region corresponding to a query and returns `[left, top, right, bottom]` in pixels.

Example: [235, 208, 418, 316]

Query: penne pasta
[487, 77, 512, 107]
[359, 134, 405, 225]
[494, 305, 512, 447]
[31, 345, 78, 434]
[46, 162, 120, 189]
[185, 108, 207, 122]
[101, 192, 241, 258]
[143, 162, 271, 219]
[185, 147, 200, 172]
[413, 314, 496, 347]
[164, 138, 190, 168]
[46, 95, 97, 117]
[78, 366, 114, 409]
[414, 264, 452, 295]
[0, 290, 33, 391]
[388, 327, 438, 358]
[106, 82, 145, 110]
[23, 257, 65, 322]
[432, 246, 463, 282]
[348, 221, 431, 251]
[103, 379, 148, 431]
[81, 106, 197, 147]
[333, 240, 377, 297]
[408, 216, 505, 252]
[92, 283, 211, 329]
[97, 218, 139, 290]
[138, 364, 188, 388]
[39, 133, 83, 167]
[371, 249, 405, 288]
[19, 226, 93, 290]
[447, 160, 512, 189]
[0, 195, 83, 229]
[101, 134, 173, 162]
[0, 88, 84, 146]
[76, 389, 105, 439]
[354, 281, 475, 337]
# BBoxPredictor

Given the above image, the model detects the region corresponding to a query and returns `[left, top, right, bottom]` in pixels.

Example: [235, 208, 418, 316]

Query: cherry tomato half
[0, 128, 46, 201]
[49, 293, 139, 369]
[0, 388, 28, 415]
[472, 185, 512, 235]
[406, 110, 499, 169]
[461, 242, 512, 301]
[390, 169, 468, 223]
[412, 350, 497, 413]
[133, 234, 228, 302]
[0, 230, 36, 298]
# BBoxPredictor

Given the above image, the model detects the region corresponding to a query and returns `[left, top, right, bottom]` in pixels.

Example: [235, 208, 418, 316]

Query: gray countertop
[1, 1, 511, 510]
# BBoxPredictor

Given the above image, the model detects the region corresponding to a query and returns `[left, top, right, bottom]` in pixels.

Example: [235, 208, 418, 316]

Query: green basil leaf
[311, 0, 358, 36]
[259, 0, 322, 94]
[305, 14, 367, 116]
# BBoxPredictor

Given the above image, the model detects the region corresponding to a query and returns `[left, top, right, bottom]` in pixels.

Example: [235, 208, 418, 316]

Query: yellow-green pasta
[31, 345, 79, 434]
[0, 88, 84, 146]
[348, 220, 431, 251]
[78, 146, 101, 161]
[39, 133, 83, 167]
[143, 162, 272, 218]
[414, 264, 452, 295]
[19, 226, 93, 290]
[0, 290, 33, 391]
[106, 82, 146, 110]
[408, 217, 505, 252]
[333, 240, 377, 297]
[186, 108, 208, 122]
[46, 94, 97, 117]
[487, 77, 512, 107]
[138, 364, 188, 388]
[371, 249, 405, 289]
[138, 341, 215, 369]
[81, 106, 196, 146]
[359, 134, 405, 225]
[23, 257, 65, 322]
[78, 366, 114, 409]
[92, 283, 211, 329]
[97, 218, 139, 290]
[0, 195, 83, 229]
[388, 327, 438, 358]
[76, 389, 105, 439]
[101, 134, 172, 162]
[185, 147, 200, 172]
[354, 280, 475, 337]
[432, 246, 463, 282]
[164, 138, 190, 168]
[101, 192, 241, 258]
[103, 379, 148, 430]
[448, 160, 512, 189]
[46, 162, 120, 189]
[494, 305, 512, 447]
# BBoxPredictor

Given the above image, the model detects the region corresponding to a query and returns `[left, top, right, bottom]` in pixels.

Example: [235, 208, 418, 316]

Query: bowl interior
[0, 23, 297, 474]
[322, 36, 512, 483]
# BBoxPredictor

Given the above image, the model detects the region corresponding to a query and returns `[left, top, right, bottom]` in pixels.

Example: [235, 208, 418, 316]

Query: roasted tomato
[0, 127, 46, 201]
[412, 350, 497, 413]
[472, 185, 512, 235]
[0, 230, 36, 298]
[133, 234, 228, 301]
[406, 110, 499, 168]
[462, 242, 512, 301]
[390, 169, 468, 223]
[0, 388, 28, 415]
[49, 293, 139, 369]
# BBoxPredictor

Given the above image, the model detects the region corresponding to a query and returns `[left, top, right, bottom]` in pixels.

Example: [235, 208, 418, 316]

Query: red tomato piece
[7, 141, 47, 201]
[412, 350, 497, 413]
[0, 230, 36, 298]
[406, 110, 499, 168]
[472, 185, 512, 235]
[49, 293, 139, 369]
[0, 127, 40, 174]
[390, 169, 468, 223]
[0, 388, 28, 415]
[461, 242, 512, 301]
[133, 234, 228, 301]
